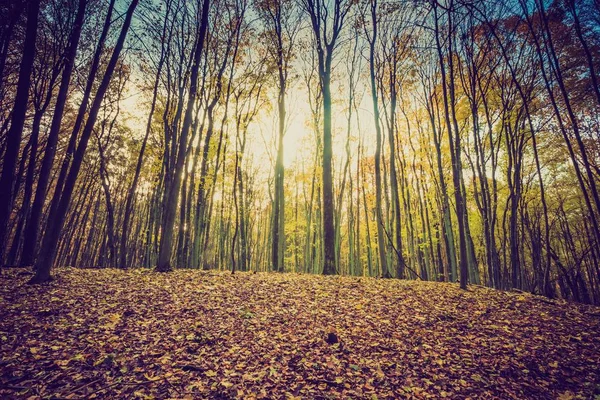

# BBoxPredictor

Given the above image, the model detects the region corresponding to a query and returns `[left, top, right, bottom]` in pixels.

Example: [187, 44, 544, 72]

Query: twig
[64, 377, 102, 396]
[307, 378, 341, 386]
[0, 385, 29, 391]
[175, 364, 204, 372]
[380, 222, 424, 280]
[81, 377, 156, 398]
[163, 376, 183, 397]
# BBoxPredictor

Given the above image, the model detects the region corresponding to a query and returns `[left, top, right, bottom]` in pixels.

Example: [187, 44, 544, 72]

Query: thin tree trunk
[30, 0, 139, 283]
[157, 0, 210, 272]
[0, 0, 40, 265]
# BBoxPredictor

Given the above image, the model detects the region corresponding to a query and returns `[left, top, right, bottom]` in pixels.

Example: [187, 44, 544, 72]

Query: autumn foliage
[1, 268, 599, 399]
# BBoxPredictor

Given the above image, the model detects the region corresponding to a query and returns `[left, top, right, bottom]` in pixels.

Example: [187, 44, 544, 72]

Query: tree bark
[157, 0, 210, 272]
[30, 0, 139, 283]
[0, 0, 40, 265]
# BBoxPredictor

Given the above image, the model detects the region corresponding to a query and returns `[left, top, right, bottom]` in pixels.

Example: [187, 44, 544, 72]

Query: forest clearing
[1, 268, 599, 399]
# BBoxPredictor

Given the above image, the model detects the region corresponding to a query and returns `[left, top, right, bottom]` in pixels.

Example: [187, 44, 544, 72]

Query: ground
[1, 268, 599, 399]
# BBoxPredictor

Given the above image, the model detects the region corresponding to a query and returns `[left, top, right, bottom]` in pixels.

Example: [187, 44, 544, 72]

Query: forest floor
[1, 269, 600, 399]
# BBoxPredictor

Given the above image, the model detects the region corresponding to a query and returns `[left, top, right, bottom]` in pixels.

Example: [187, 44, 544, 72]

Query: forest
[1, 0, 600, 398]
[2, 0, 600, 299]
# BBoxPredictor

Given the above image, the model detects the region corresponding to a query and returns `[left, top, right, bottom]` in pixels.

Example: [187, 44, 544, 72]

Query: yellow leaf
[133, 390, 155, 399]
[471, 373, 483, 382]
[558, 391, 575, 400]
[56, 359, 70, 367]
[109, 313, 121, 322]
[29, 347, 39, 354]
[102, 313, 122, 330]
[205, 370, 217, 377]
[144, 373, 161, 382]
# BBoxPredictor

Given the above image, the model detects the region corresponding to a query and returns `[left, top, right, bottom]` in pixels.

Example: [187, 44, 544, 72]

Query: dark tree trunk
[0, 0, 40, 265]
[156, 0, 210, 272]
[30, 0, 139, 283]
[20, 0, 93, 266]
[120, 0, 170, 269]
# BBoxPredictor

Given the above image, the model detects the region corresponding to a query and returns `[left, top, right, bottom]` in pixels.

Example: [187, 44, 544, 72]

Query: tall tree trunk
[387, 81, 405, 279]
[434, 2, 469, 289]
[321, 59, 336, 275]
[120, 0, 170, 268]
[0, 0, 40, 265]
[272, 77, 285, 272]
[368, 0, 390, 278]
[21, 0, 104, 267]
[157, 0, 210, 272]
[30, 0, 139, 283]
[426, 89, 456, 281]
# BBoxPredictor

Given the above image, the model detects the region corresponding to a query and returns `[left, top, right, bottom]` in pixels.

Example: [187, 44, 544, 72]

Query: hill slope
[1, 268, 599, 399]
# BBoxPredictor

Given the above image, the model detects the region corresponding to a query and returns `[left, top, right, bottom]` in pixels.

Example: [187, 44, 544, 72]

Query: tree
[301, 0, 354, 275]
[255, 0, 301, 273]
[156, 0, 211, 272]
[364, 0, 390, 278]
[431, 0, 470, 289]
[30, 0, 140, 283]
[120, 0, 173, 269]
[0, 0, 40, 266]
[20, 0, 88, 267]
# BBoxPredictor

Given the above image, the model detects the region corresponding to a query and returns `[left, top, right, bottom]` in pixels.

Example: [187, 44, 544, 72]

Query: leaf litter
[1, 268, 599, 399]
